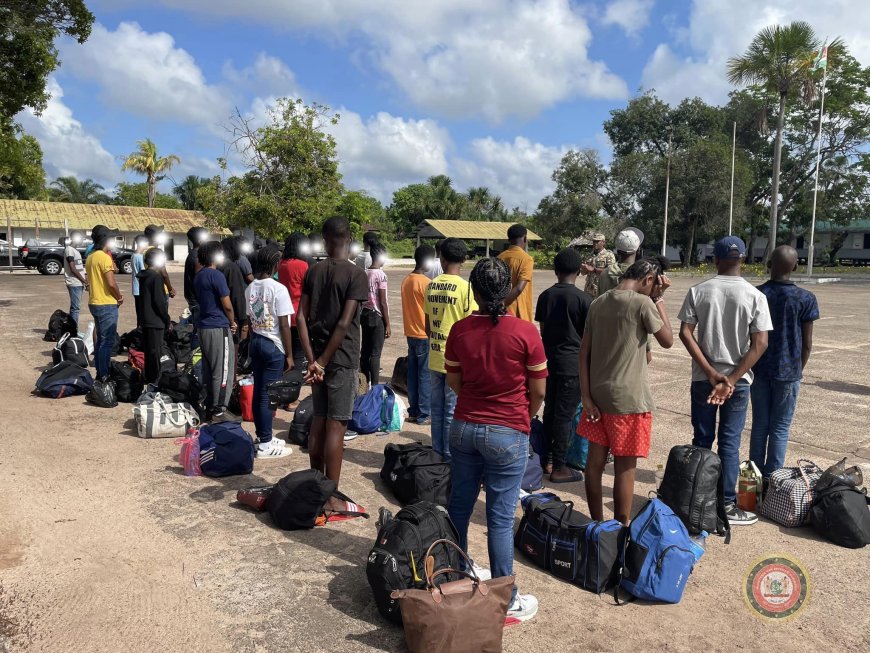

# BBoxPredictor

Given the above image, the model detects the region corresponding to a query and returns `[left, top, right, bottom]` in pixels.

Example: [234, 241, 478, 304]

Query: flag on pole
[813, 44, 828, 71]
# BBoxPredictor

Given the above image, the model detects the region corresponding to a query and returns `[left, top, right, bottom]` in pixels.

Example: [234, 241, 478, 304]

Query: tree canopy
[49, 176, 109, 204]
[0, 126, 45, 199]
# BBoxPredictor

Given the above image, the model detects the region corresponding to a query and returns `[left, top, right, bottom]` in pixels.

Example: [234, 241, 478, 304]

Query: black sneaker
[725, 502, 758, 526]
[212, 410, 242, 424]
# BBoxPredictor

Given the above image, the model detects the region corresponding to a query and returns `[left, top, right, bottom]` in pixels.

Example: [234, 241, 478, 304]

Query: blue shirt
[194, 267, 231, 329]
[131, 253, 145, 295]
[752, 281, 820, 382]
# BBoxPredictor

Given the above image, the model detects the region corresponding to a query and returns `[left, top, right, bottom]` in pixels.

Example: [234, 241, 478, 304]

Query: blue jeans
[67, 286, 83, 325]
[749, 378, 801, 478]
[406, 338, 430, 420]
[448, 419, 528, 602]
[690, 380, 750, 505]
[429, 370, 457, 460]
[89, 304, 118, 380]
[250, 334, 285, 443]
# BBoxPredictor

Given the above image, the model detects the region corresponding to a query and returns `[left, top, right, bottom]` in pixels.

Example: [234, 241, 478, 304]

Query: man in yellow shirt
[424, 238, 477, 459]
[498, 224, 534, 322]
[86, 226, 124, 380]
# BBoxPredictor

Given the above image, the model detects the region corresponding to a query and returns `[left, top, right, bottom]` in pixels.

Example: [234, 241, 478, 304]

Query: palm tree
[173, 175, 209, 211]
[121, 138, 181, 208]
[49, 176, 111, 204]
[727, 22, 843, 262]
[425, 175, 464, 220]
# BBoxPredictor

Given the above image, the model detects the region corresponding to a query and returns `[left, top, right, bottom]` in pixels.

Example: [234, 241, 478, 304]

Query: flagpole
[807, 63, 828, 277]
[661, 130, 672, 258]
[729, 121, 736, 236]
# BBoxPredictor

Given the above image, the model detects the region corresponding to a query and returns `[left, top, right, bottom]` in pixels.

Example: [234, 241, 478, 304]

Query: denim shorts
[311, 366, 358, 421]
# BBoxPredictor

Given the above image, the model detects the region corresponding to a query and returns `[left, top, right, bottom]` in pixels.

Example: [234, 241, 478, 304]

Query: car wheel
[121, 258, 133, 275]
[40, 258, 62, 275]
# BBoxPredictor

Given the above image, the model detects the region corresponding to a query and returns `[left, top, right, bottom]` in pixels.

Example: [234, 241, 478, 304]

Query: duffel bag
[52, 332, 89, 367]
[810, 481, 870, 549]
[86, 378, 118, 408]
[367, 502, 462, 624]
[267, 469, 368, 530]
[198, 422, 255, 477]
[577, 519, 623, 594]
[514, 493, 569, 569]
[109, 361, 144, 403]
[35, 360, 93, 398]
[760, 459, 823, 527]
[381, 443, 451, 506]
[616, 498, 695, 604]
[133, 393, 200, 438]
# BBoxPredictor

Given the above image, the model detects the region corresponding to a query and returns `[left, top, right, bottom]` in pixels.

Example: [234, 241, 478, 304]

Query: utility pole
[729, 121, 736, 236]
[661, 129, 673, 258]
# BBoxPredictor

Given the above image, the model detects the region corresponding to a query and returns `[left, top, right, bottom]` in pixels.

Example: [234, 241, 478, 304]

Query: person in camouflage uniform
[581, 233, 616, 298]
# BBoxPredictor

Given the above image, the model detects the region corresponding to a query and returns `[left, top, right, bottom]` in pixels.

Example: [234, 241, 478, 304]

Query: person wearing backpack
[678, 236, 772, 526]
[400, 245, 434, 425]
[424, 238, 477, 460]
[245, 245, 295, 459]
[86, 227, 124, 381]
[296, 217, 369, 492]
[194, 241, 238, 422]
[360, 242, 391, 387]
[749, 245, 819, 481]
[444, 257, 548, 624]
[580, 256, 674, 525]
[138, 247, 171, 385]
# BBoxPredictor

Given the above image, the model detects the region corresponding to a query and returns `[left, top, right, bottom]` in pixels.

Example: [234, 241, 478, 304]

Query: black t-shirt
[183, 248, 198, 302]
[534, 282, 593, 376]
[302, 258, 369, 369]
[221, 261, 247, 326]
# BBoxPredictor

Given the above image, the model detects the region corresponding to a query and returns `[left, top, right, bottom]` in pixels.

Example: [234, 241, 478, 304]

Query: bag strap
[57, 332, 70, 348]
[716, 470, 732, 544]
[613, 530, 635, 605]
[424, 539, 475, 587]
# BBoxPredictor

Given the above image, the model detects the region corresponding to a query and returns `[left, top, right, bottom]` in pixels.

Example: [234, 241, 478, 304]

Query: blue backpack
[349, 384, 396, 434]
[616, 498, 696, 604]
[522, 450, 544, 492]
[198, 422, 256, 477]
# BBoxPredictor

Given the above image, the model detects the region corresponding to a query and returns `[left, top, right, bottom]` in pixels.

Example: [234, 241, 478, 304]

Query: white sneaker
[471, 562, 492, 581]
[257, 440, 291, 458]
[505, 593, 538, 625]
[344, 430, 359, 442]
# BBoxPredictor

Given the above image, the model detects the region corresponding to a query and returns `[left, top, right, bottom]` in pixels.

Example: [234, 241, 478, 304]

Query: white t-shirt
[425, 259, 444, 280]
[677, 275, 773, 383]
[245, 278, 295, 353]
[63, 246, 84, 287]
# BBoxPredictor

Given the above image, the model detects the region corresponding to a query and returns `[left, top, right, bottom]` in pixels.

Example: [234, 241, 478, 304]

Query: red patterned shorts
[577, 412, 652, 458]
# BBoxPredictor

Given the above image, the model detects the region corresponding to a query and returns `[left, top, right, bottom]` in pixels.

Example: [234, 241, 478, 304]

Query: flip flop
[550, 469, 584, 484]
[317, 501, 369, 525]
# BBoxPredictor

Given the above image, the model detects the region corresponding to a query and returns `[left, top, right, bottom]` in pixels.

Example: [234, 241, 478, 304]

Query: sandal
[550, 468, 584, 484]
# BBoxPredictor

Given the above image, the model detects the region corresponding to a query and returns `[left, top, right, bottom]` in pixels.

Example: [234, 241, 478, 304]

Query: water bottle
[654, 464, 665, 489]
[688, 530, 708, 562]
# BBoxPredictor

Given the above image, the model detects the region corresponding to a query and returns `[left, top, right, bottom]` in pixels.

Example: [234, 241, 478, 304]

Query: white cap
[615, 228, 643, 253]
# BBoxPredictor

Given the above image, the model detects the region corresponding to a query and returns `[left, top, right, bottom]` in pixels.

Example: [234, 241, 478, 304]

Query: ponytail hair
[469, 257, 511, 325]
[623, 254, 670, 281]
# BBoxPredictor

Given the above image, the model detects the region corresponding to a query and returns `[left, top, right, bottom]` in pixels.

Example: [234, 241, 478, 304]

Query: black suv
[19, 238, 136, 275]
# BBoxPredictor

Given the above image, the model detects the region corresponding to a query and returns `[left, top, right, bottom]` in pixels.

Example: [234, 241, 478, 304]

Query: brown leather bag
[391, 539, 513, 653]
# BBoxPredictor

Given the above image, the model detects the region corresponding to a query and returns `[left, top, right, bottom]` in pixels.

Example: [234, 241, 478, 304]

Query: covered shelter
[416, 219, 542, 257]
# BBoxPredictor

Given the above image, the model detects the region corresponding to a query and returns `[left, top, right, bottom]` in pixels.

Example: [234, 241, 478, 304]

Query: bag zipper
[655, 544, 693, 570]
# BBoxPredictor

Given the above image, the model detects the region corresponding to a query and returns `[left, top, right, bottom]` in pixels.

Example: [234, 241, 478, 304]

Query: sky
[17, 0, 870, 213]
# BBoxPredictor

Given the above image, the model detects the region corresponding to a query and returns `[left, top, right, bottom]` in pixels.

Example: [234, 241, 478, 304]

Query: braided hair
[469, 257, 511, 325]
[622, 254, 670, 281]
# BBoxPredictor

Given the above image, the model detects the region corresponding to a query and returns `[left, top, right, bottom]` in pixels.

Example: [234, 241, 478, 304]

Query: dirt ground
[0, 266, 868, 653]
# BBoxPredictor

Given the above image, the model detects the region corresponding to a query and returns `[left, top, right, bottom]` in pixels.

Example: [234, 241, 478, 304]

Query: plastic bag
[816, 457, 864, 493]
[177, 428, 201, 476]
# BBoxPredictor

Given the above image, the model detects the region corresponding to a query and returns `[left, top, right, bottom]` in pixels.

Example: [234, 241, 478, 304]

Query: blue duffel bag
[198, 422, 256, 477]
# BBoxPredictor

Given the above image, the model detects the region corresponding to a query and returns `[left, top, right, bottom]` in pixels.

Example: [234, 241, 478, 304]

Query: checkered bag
[760, 459, 823, 527]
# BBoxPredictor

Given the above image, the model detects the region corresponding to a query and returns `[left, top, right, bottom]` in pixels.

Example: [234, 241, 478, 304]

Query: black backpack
[86, 379, 118, 408]
[390, 356, 408, 395]
[44, 309, 77, 342]
[158, 370, 203, 414]
[380, 443, 451, 507]
[52, 333, 89, 367]
[287, 395, 314, 447]
[109, 361, 144, 403]
[366, 502, 462, 624]
[658, 445, 731, 543]
[166, 324, 195, 364]
[118, 328, 143, 352]
[267, 469, 366, 530]
[35, 361, 94, 398]
[810, 481, 870, 549]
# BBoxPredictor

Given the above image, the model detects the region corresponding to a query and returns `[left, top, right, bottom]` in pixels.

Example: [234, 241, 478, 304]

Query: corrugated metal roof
[419, 219, 542, 240]
[812, 220, 870, 233]
[0, 199, 228, 234]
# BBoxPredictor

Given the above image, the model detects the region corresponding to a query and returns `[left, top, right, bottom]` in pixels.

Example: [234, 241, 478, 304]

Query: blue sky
[18, 0, 870, 211]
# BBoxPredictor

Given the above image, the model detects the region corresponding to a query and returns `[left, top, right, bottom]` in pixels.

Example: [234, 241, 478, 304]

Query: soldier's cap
[591, 233, 606, 242]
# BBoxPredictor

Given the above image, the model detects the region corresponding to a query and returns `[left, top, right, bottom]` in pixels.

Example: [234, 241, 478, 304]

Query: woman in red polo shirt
[444, 257, 547, 625]
[278, 232, 310, 369]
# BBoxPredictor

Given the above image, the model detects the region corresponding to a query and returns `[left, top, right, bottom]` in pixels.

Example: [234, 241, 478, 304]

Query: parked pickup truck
[18, 238, 136, 275]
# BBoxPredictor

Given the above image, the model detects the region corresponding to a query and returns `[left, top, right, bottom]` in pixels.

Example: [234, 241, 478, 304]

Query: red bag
[128, 348, 145, 371]
[239, 382, 254, 422]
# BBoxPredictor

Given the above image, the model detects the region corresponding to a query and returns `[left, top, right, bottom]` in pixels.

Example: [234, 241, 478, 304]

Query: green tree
[113, 182, 183, 209]
[424, 175, 465, 220]
[0, 1, 93, 122]
[386, 183, 434, 239]
[464, 186, 506, 221]
[203, 99, 343, 238]
[172, 175, 210, 211]
[121, 138, 181, 208]
[0, 125, 45, 199]
[337, 190, 385, 236]
[727, 22, 845, 261]
[534, 149, 606, 247]
[49, 175, 110, 203]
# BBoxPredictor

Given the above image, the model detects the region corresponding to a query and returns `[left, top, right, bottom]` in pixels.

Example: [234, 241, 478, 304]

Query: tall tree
[337, 190, 385, 236]
[386, 183, 434, 239]
[121, 138, 180, 208]
[0, 1, 93, 122]
[172, 175, 210, 211]
[113, 182, 183, 209]
[49, 176, 110, 203]
[424, 175, 464, 220]
[0, 125, 45, 199]
[727, 22, 845, 261]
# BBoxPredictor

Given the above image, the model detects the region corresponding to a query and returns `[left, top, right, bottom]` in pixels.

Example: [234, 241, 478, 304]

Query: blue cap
[714, 236, 746, 259]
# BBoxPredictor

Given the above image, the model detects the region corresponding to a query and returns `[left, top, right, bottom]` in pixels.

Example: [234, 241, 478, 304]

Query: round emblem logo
[743, 554, 811, 621]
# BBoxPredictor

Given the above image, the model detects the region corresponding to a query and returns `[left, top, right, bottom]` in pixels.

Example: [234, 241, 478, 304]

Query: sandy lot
[0, 266, 868, 653]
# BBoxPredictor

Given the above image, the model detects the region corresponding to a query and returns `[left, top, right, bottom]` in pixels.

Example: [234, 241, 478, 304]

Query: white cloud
[17, 79, 118, 186]
[151, 0, 627, 122]
[601, 0, 655, 37]
[59, 22, 230, 128]
[642, 0, 870, 104]
[223, 53, 298, 98]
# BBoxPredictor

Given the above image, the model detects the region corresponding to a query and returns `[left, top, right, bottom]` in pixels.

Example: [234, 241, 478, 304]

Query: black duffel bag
[109, 361, 144, 403]
[267, 469, 368, 530]
[810, 459, 870, 549]
[381, 443, 451, 507]
[52, 333, 89, 367]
